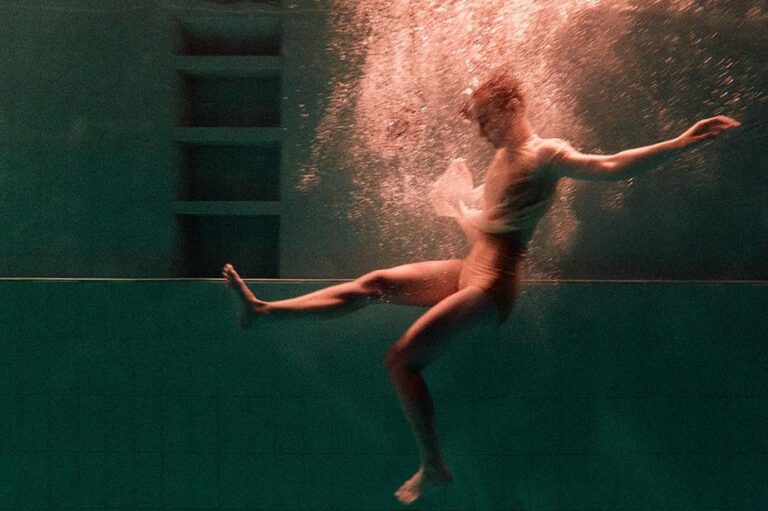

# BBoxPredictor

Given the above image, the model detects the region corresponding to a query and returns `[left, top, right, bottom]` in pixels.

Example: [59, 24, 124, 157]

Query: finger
[715, 115, 741, 128]
[714, 120, 739, 132]
[705, 120, 731, 132]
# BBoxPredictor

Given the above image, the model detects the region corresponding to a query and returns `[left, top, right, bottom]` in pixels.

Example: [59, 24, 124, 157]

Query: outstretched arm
[556, 116, 741, 181]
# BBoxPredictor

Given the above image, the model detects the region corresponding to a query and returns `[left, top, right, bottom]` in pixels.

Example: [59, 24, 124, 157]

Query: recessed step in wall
[173, 201, 281, 216]
[177, 15, 282, 56]
[172, 127, 282, 144]
[175, 142, 281, 202]
[176, 74, 282, 127]
[172, 14, 285, 278]
[175, 56, 283, 77]
[177, 215, 280, 278]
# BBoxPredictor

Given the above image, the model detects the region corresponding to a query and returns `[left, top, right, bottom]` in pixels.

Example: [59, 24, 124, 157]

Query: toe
[394, 487, 416, 505]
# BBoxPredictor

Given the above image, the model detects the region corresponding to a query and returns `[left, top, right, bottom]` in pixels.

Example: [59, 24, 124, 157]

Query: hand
[677, 115, 741, 146]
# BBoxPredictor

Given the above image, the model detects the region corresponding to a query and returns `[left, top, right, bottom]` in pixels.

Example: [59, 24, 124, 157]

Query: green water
[0, 280, 765, 509]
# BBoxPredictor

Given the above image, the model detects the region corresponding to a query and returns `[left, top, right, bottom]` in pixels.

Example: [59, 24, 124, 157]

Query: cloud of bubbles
[305, 0, 764, 278]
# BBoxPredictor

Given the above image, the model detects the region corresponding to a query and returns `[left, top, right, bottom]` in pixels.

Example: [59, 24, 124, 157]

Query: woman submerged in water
[222, 71, 739, 505]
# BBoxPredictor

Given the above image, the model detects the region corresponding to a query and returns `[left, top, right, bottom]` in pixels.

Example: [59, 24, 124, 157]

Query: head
[462, 70, 529, 147]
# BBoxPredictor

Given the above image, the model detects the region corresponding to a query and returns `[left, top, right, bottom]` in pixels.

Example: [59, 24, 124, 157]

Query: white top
[429, 135, 572, 241]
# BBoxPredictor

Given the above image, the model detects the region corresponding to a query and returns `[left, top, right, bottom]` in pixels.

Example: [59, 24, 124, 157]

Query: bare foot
[221, 263, 267, 328]
[394, 464, 453, 505]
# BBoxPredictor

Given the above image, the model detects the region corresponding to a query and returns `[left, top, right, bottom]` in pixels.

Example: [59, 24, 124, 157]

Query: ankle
[422, 459, 450, 476]
[251, 300, 270, 316]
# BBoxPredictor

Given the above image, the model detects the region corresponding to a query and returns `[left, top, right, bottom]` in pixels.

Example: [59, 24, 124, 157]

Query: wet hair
[463, 70, 526, 120]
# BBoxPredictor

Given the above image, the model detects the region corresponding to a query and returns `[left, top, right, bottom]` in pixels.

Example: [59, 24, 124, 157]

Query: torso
[458, 135, 562, 322]
[480, 135, 561, 238]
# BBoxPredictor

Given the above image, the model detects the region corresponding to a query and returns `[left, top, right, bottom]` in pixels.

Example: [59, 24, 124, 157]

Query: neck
[502, 117, 534, 147]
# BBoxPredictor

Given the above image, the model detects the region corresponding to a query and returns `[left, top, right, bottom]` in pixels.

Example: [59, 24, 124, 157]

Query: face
[467, 100, 514, 148]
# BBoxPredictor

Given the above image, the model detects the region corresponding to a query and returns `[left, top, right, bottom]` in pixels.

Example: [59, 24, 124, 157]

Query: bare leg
[385, 285, 500, 505]
[222, 260, 462, 327]
[222, 263, 269, 328]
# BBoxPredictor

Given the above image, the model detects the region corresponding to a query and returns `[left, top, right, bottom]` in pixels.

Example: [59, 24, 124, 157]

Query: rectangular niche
[178, 215, 280, 278]
[176, 142, 281, 202]
[177, 74, 281, 127]
[177, 16, 282, 56]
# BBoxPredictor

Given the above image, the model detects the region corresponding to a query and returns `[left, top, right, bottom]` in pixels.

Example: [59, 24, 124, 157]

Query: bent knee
[384, 347, 401, 370]
[384, 346, 423, 373]
[357, 270, 392, 298]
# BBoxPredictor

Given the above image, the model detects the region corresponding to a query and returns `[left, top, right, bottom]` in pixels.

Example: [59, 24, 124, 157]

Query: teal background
[0, 1, 174, 276]
[0, 280, 766, 509]
[0, 0, 333, 278]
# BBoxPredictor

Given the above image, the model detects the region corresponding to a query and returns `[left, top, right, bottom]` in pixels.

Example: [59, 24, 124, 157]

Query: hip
[458, 234, 527, 322]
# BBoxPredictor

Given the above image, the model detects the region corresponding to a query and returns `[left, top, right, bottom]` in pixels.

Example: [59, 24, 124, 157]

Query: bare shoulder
[535, 136, 573, 157]
[528, 136, 574, 170]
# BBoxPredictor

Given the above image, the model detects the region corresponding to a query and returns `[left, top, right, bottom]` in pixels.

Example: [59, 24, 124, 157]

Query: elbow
[596, 155, 622, 174]
[598, 157, 619, 174]
[563, 154, 631, 182]
[583, 158, 623, 180]
[596, 158, 632, 181]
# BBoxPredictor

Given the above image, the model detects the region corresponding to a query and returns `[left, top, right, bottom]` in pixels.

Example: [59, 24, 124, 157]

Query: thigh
[374, 259, 463, 307]
[388, 286, 499, 372]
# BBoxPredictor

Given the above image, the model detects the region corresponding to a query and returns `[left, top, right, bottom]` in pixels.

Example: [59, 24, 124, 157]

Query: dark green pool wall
[0, 280, 766, 509]
[0, 2, 174, 276]
[0, 1, 335, 278]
